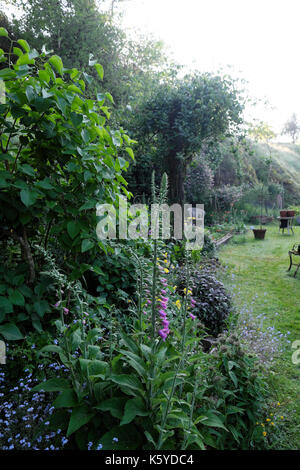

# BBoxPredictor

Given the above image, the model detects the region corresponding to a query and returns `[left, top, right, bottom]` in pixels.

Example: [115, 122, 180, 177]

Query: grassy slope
[252, 142, 300, 202]
[271, 142, 300, 180]
[218, 224, 300, 449]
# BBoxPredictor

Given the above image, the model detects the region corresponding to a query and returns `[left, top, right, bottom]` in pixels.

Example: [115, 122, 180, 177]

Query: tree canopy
[130, 72, 244, 205]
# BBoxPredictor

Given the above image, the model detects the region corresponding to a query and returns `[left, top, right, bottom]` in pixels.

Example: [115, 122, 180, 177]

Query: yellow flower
[266, 418, 271, 422]
[280, 416, 284, 420]
[261, 423, 265, 427]
[163, 252, 168, 258]
[271, 422, 275, 426]
[277, 402, 281, 406]
[176, 300, 181, 309]
[183, 288, 192, 295]
[163, 259, 168, 264]
[164, 268, 169, 274]
[270, 413, 273, 416]
[173, 286, 177, 290]
[263, 431, 267, 437]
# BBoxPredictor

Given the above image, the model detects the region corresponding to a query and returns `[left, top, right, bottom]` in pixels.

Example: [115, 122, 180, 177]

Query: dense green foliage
[0, 0, 293, 450]
[0, 31, 137, 339]
[9, 0, 175, 115]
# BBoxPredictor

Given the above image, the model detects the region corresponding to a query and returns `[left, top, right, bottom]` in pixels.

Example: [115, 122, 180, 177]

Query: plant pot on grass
[287, 210, 295, 217]
[253, 228, 267, 240]
[280, 210, 288, 217]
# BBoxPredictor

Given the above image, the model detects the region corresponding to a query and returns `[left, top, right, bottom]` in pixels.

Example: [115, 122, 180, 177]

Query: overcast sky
[117, 0, 300, 140]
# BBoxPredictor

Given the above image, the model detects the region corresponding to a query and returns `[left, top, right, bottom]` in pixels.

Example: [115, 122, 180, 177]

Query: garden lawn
[219, 224, 300, 449]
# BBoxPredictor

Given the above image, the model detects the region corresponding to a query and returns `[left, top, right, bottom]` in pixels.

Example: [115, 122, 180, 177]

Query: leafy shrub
[0, 31, 136, 340]
[207, 332, 267, 449]
[176, 266, 231, 336]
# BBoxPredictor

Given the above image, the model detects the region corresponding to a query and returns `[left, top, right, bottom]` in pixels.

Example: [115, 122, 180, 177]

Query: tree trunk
[167, 153, 186, 207]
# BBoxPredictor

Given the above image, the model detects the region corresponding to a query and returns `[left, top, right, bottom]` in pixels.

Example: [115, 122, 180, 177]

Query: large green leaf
[70, 112, 83, 127]
[40, 344, 63, 354]
[67, 221, 81, 239]
[88, 360, 108, 379]
[195, 413, 228, 431]
[125, 147, 134, 160]
[119, 330, 140, 355]
[0, 296, 13, 314]
[20, 188, 38, 207]
[49, 55, 64, 75]
[110, 374, 144, 396]
[94, 63, 104, 80]
[17, 39, 30, 53]
[20, 164, 35, 177]
[8, 289, 25, 306]
[120, 397, 149, 425]
[32, 378, 71, 392]
[0, 27, 8, 37]
[34, 300, 50, 318]
[0, 323, 23, 340]
[95, 397, 127, 419]
[53, 389, 78, 408]
[81, 239, 94, 253]
[0, 68, 16, 80]
[67, 405, 95, 437]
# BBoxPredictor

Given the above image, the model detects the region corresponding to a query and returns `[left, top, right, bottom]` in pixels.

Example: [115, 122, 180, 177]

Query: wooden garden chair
[288, 244, 300, 277]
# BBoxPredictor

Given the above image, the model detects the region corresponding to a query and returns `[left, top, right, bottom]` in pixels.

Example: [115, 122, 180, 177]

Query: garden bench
[288, 244, 300, 277]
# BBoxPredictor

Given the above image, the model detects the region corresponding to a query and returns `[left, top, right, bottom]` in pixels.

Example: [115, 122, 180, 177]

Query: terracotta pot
[287, 210, 295, 217]
[280, 210, 287, 217]
[253, 229, 267, 240]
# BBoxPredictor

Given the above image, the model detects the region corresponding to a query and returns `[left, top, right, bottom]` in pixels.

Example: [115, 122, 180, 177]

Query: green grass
[218, 224, 300, 449]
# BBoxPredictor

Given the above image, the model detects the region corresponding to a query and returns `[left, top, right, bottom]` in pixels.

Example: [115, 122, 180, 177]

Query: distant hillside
[253, 142, 300, 203]
[216, 141, 300, 204]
